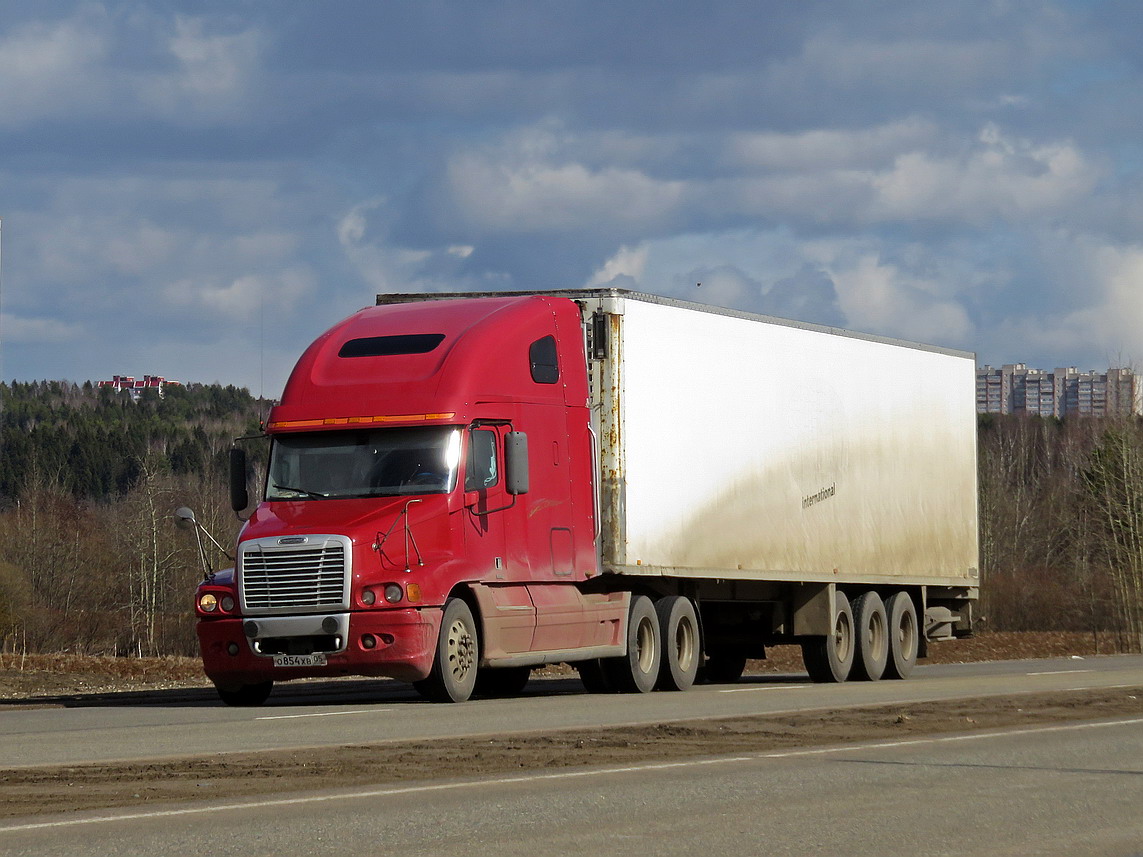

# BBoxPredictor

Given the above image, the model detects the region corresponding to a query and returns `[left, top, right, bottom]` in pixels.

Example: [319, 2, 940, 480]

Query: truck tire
[413, 597, 479, 703]
[702, 652, 748, 684]
[603, 594, 661, 693]
[801, 591, 855, 683]
[655, 596, 700, 691]
[576, 659, 616, 693]
[216, 680, 273, 707]
[474, 666, 531, 698]
[850, 591, 888, 681]
[884, 591, 919, 680]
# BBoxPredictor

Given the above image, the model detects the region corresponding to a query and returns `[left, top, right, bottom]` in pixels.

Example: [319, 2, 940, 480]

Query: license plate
[272, 653, 327, 668]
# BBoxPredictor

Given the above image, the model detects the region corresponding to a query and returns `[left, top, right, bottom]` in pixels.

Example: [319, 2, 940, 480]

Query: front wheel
[414, 597, 479, 703]
[216, 680, 273, 707]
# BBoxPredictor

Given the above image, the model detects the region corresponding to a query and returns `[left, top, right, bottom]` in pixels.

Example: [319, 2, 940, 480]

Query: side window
[465, 429, 499, 491]
[529, 335, 559, 384]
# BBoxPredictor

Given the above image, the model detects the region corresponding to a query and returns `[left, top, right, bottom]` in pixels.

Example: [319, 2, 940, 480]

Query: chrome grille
[239, 535, 351, 613]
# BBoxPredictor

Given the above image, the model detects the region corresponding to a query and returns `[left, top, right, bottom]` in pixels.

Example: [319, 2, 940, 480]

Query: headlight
[361, 588, 376, 606]
[384, 583, 403, 603]
[198, 593, 218, 613]
[220, 595, 236, 612]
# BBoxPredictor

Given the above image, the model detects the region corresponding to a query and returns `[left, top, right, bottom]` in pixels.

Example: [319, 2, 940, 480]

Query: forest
[0, 380, 267, 656]
[1, 379, 1142, 658]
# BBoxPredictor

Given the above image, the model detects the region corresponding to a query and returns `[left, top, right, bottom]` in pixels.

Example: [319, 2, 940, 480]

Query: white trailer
[575, 290, 978, 683]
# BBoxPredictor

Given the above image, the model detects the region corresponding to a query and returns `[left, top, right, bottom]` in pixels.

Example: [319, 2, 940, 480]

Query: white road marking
[5, 716, 1142, 834]
[1028, 669, 1093, 676]
[718, 685, 814, 693]
[255, 709, 388, 721]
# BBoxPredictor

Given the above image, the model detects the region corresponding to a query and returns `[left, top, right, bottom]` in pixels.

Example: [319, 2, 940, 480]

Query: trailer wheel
[850, 591, 888, 681]
[702, 652, 748, 684]
[603, 595, 661, 693]
[801, 591, 855, 683]
[414, 598, 479, 703]
[474, 666, 531, 698]
[215, 680, 273, 707]
[655, 596, 700, 691]
[576, 659, 616, 693]
[884, 591, 919, 680]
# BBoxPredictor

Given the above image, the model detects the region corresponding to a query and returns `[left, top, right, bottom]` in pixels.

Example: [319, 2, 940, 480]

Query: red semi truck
[194, 289, 979, 705]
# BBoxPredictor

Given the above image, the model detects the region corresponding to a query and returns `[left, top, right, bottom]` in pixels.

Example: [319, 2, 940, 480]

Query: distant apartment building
[98, 375, 182, 400]
[976, 364, 1142, 417]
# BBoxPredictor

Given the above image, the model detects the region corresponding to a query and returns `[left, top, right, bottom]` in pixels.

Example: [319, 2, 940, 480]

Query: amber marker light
[406, 584, 422, 602]
[268, 412, 456, 430]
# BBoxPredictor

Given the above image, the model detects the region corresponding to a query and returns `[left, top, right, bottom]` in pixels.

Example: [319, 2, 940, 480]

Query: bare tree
[1083, 420, 1143, 649]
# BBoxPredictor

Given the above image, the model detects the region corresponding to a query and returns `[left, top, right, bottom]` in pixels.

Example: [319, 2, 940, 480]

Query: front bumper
[197, 607, 443, 689]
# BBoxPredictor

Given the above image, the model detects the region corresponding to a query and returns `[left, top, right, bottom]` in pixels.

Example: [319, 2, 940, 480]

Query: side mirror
[229, 448, 249, 512]
[505, 432, 529, 495]
[174, 506, 197, 529]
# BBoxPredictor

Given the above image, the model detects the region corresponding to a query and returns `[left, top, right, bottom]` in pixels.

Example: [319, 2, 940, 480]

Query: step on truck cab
[195, 289, 979, 705]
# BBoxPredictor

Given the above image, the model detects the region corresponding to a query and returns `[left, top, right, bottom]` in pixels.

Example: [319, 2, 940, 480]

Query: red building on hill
[98, 375, 183, 399]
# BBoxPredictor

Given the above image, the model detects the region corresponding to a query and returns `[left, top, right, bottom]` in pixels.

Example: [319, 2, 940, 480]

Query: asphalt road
[3, 709, 1142, 856]
[2, 654, 1142, 768]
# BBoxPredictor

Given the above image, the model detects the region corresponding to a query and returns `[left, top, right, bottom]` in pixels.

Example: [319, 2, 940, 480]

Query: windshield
[266, 426, 462, 500]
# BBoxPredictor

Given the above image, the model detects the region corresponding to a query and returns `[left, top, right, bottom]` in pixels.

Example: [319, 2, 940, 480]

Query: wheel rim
[446, 618, 475, 682]
[635, 616, 656, 673]
[834, 611, 853, 662]
[867, 610, 886, 658]
[675, 617, 697, 674]
[896, 607, 916, 659]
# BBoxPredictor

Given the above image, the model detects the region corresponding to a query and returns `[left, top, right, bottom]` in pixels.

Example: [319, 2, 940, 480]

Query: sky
[2, 0, 1143, 397]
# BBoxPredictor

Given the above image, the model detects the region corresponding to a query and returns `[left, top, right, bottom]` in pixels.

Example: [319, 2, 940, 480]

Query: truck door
[464, 424, 537, 655]
[463, 424, 511, 577]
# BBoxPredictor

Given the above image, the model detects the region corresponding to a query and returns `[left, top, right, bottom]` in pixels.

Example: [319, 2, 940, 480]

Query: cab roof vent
[338, 334, 445, 358]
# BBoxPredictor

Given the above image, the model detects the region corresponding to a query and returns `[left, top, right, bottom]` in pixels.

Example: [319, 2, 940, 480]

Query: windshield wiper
[270, 483, 328, 499]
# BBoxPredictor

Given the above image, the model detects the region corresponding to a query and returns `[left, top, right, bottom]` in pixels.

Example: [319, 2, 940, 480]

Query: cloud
[759, 265, 846, 328]
[0, 313, 83, 343]
[164, 268, 315, 319]
[337, 199, 500, 295]
[2, 0, 1141, 393]
[870, 125, 1099, 223]
[586, 244, 649, 287]
[139, 15, 265, 122]
[817, 249, 973, 346]
[0, 8, 264, 131]
[445, 152, 684, 234]
[0, 10, 109, 125]
[727, 118, 938, 172]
